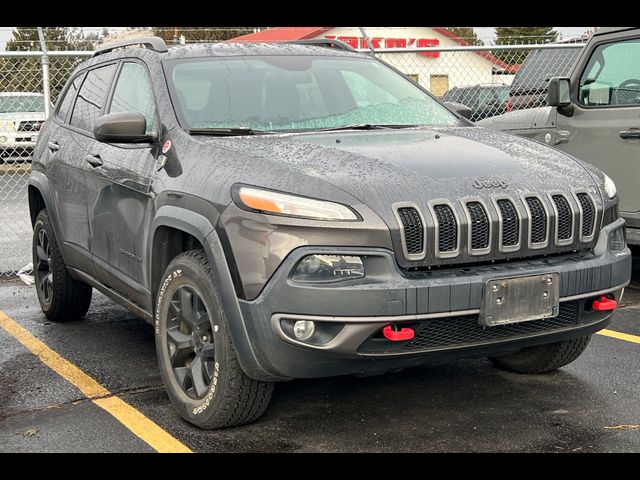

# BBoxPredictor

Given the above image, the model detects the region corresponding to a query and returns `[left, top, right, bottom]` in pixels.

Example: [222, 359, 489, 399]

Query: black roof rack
[93, 37, 168, 57]
[283, 39, 356, 52]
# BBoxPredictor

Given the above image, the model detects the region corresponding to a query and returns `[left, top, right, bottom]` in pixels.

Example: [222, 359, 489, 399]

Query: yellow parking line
[598, 329, 640, 345]
[0, 310, 191, 453]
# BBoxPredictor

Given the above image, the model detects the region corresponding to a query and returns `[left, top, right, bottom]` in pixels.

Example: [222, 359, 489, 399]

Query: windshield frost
[165, 55, 459, 132]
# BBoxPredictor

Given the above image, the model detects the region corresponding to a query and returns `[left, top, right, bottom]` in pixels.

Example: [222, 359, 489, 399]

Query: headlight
[237, 186, 357, 221]
[603, 173, 617, 199]
[292, 255, 365, 283]
[0, 121, 15, 132]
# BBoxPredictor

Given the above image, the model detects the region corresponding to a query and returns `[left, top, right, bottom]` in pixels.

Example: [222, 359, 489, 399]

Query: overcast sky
[0, 27, 592, 50]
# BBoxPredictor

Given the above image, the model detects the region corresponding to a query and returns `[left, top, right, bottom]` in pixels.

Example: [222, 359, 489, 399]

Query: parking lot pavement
[1, 274, 639, 453]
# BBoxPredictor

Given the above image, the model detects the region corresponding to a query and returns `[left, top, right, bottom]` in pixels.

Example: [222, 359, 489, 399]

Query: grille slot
[466, 202, 489, 250]
[553, 195, 573, 240]
[397, 207, 424, 256]
[526, 197, 547, 244]
[402, 302, 578, 352]
[577, 193, 595, 238]
[497, 199, 519, 247]
[433, 204, 458, 253]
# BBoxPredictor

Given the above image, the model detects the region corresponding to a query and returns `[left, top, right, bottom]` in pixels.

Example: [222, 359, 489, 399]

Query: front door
[48, 66, 118, 275]
[557, 36, 640, 225]
[85, 61, 159, 309]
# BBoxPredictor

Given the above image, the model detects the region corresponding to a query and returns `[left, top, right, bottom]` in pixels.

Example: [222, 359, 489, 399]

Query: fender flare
[151, 205, 273, 381]
[28, 172, 66, 261]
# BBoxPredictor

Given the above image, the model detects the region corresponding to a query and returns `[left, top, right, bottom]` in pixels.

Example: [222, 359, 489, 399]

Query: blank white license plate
[480, 273, 560, 327]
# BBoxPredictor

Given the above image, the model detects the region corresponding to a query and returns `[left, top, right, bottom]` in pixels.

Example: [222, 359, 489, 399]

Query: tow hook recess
[383, 325, 415, 342]
[592, 296, 618, 311]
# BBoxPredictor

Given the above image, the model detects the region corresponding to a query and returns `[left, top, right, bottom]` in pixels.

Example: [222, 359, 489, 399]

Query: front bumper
[234, 219, 631, 381]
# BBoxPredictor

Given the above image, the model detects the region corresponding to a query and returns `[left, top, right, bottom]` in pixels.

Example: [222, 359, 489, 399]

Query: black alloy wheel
[166, 285, 216, 399]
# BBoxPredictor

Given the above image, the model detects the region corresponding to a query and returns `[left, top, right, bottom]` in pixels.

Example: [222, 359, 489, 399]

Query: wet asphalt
[0, 264, 639, 453]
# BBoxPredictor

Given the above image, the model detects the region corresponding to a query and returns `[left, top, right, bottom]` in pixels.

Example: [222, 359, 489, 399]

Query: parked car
[479, 27, 640, 245]
[0, 92, 47, 163]
[28, 37, 630, 429]
[443, 84, 510, 121]
[508, 44, 584, 112]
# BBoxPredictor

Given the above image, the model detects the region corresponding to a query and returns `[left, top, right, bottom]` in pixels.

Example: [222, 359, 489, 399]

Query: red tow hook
[592, 296, 618, 311]
[383, 325, 415, 342]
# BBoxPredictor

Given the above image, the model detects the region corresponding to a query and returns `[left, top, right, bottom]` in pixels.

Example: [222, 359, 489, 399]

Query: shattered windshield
[164, 55, 460, 132]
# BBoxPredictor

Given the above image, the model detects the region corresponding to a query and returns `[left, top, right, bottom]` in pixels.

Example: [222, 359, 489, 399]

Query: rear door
[84, 60, 159, 308]
[557, 34, 640, 223]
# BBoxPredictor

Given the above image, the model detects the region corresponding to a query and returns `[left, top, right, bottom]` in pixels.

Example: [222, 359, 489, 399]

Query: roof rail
[284, 39, 356, 52]
[92, 37, 168, 57]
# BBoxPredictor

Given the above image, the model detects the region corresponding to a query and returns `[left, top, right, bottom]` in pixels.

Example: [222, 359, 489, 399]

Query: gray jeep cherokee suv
[28, 37, 631, 429]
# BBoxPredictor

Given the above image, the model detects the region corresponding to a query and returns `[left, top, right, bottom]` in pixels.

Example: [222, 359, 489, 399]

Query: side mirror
[547, 77, 571, 107]
[444, 101, 473, 120]
[94, 112, 152, 143]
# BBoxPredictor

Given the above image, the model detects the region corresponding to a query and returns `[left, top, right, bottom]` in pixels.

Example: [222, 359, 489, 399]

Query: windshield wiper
[188, 127, 272, 136]
[313, 124, 420, 132]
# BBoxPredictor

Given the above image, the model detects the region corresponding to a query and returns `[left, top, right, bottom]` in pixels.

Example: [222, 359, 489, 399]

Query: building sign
[324, 36, 440, 58]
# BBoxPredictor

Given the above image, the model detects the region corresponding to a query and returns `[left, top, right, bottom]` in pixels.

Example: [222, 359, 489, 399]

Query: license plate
[480, 273, 560, 327]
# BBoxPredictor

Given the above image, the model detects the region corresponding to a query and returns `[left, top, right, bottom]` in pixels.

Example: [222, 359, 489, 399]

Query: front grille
[397, 207, 424, 255]
[497, 199, 519, 247]
[577, 193, 595, 237]
[395, 193, 599, 263]
[467, 202, 489, 250]
[402, 302, 578, 352]
[17, 121, 43, 132]
[433, 204, 457, 252]
[526, 197, 547, 244]
[553, 195, 573, 240]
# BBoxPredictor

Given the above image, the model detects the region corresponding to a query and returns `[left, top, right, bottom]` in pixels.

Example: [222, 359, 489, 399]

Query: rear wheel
[155, 250, 273, 429]
[32, 209, 92, 322]
[490, 336, 592, 374]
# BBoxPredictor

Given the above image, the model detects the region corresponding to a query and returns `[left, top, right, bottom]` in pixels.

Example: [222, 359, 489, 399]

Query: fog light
[0, 136, 7, 143]
[609, 227, 626, 252]
[292, 255, 365, 283]
[293, 320, 315, 341]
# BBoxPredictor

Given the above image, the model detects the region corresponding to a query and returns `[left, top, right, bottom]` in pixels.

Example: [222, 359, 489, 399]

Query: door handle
[620, 128, 640, 140]
[85, 154, 103, 168]
[47, 141, 59, 152]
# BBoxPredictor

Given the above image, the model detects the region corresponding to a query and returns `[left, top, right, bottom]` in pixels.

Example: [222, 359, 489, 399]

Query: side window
[108, 62, 156, 133]
[342, 70, 397, 107]
[70, 63, 117, 132]
[579, 38, 640, 107]
[56, 75, 82, 122]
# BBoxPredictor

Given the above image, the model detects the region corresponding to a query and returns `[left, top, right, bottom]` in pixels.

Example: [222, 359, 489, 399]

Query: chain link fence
[0, 31, 587, 276]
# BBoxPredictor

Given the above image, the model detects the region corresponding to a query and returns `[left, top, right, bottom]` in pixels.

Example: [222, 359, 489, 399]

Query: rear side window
[108, 62, 156, 134]
[70, 63, 117, 133]
[56, 75, 82, 122]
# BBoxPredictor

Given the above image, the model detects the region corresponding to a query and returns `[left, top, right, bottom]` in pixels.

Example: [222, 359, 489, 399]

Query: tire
[491, 336, 592, 374]
[155, 249, 274, 429]
[32, 209, 93, 322]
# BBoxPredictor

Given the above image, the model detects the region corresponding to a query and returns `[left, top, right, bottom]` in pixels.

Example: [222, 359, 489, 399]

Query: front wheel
[155, 250, 273, 429]
[490, 336, 592, 374]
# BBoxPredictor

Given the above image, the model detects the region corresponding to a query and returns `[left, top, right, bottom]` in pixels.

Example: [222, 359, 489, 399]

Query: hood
[476, 107, 555, 131]
[211, 126, 599, 209]
[186, 125, 604, 268]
